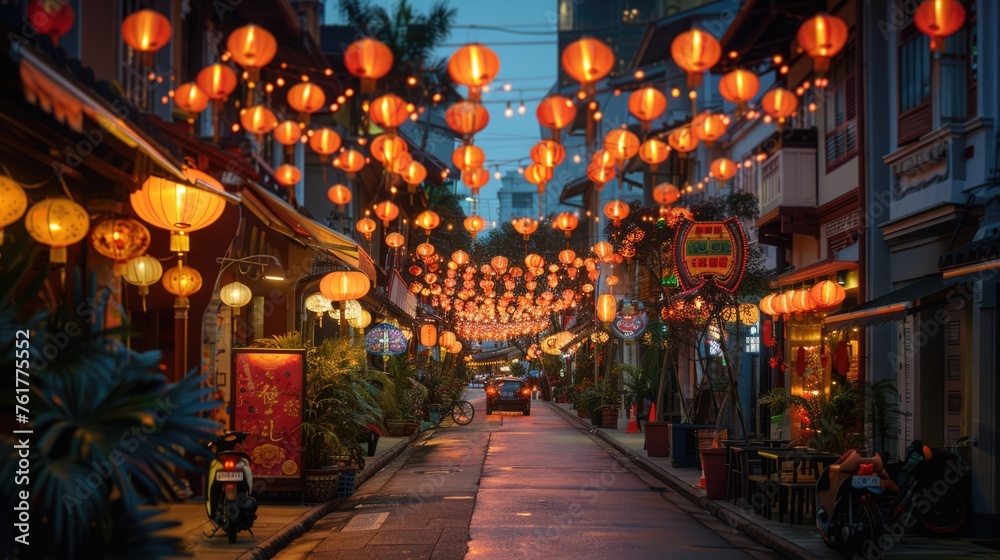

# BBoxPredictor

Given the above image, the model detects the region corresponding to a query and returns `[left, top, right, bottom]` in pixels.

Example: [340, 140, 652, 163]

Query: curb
[545, 402, 824, 560]
[235, 428, 427, 560]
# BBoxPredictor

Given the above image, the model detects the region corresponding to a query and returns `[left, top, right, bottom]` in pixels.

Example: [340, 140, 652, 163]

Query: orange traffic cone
[694, 456, 707, 489]
[627, 404, 639, 433]
[648, 402, 656, 423]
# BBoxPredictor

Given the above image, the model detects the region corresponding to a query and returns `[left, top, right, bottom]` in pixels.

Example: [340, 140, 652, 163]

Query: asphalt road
[276, 388, 778, 560]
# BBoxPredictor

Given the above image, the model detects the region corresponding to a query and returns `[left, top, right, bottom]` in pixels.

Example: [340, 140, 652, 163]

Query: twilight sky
[324, 0, 559, 218]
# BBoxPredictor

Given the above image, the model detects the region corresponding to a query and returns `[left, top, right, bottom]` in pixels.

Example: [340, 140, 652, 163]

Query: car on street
[485, 376, 531, 415]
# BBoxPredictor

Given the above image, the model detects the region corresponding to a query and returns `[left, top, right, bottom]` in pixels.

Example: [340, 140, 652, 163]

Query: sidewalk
[547, 402, 1000, 560]
[153, 431, 425, 560]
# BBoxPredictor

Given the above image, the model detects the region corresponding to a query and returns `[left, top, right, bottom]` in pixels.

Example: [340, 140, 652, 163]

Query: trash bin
[644, 422, 671, 457]
[701, 448, 727, 500]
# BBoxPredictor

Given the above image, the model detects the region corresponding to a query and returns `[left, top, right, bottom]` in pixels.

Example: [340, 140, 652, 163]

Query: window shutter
[845, 75, 857, 121]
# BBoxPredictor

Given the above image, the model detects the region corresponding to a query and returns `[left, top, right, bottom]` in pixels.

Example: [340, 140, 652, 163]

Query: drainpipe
[855, 0, 868, 384]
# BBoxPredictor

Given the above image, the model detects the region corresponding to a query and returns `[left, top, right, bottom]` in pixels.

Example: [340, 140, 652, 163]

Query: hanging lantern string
[55, 169, 75, 200]
[0, 163, 51, 190]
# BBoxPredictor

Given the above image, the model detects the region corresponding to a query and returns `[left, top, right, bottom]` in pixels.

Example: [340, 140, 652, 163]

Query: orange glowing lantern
[587, 163, 615, 189]
[792, 289, 818, 312]
[627, 87, 667, 129]
[273, 120, 303, 147]
[524, 163, 552, 194]
[603, 128, 640, 166]
[240, 105, 278, 136]
[389, 152, 414, 175]
[445, 101, 490, 139]
[420, 323, 438, 347]
[671, 29, 721, 88]
[691, 111, 728, 142]
[653, 183, 680, 206]
[226, 24, 277, 88]
[24, 198, 89, 264]
[914, 0, 966, 52]
[560, 37, 615, 97]
[344, 38, 394, 91]
[121, 254, 162, 311]
[797, 14, 848, 75]
[448, 43, 501, 102]
[530, 140, 565, 168]
[761, 88, 798, 129]
[173, 82, 209, 120]
[462, 167, 490, 196]
[327, 184, 352, 207]
[162, 263, 203, 299]
[401, 160, 427, 197]
[759, 293, 777, 317]
[438, 330, 457, 350]
[596, 293, 617, 324]
[370, 134, 408, 165]
[667, 125, 698, 154]
[810, 280, 846, 308]
[555, 212, 579, 237]
[131, 167, 226, 254]
[320, 270, 371, 302]
[414, 210, 441, 235]
[639, 138, 669, 171]
[309, 128, 342, 159]
[719, 68, 760, 115]
[374, 200, 400, 227]
[710, 158, 738, 182]
[591, 149, 616, 169]
[536, 95, 577, 144]
[90, 216, 151, 264]
[452, 144, 486, 171]
[464, 215, 486, 238]
[196, 63, 238, 100]
[356, 217, 377, 241]
[122, 9, 170, 52]
[558, 249, 576, 264]
[274, 164, 301, 188]
[287, 82, 326, 126]
[334, 149, 366, 178]
[369, 93, 409, 134]
[512, 217, 539, 240]
[592, 241, 615, 261]
[603, 200, 630, 227]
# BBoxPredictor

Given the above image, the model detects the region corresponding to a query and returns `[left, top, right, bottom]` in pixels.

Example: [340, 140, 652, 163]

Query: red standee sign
[232, 349, 305, 486]
[672, 218, 748, 293]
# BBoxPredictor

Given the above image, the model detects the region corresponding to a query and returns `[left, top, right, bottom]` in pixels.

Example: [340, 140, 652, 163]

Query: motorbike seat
[829, 451, 882, 474]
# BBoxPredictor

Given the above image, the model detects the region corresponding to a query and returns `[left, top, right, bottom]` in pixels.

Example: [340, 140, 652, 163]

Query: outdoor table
[749, 439, 790, 448]
[756, 449, 840, 523]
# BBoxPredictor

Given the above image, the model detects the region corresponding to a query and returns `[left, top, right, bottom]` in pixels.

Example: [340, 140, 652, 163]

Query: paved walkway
[548, 402, 1000, 559]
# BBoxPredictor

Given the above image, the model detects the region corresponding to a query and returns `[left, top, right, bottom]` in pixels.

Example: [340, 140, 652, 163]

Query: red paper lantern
[27, 0, 75, 45]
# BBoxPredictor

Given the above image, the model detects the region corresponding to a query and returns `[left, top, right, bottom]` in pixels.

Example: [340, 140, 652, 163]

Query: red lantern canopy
[652, 183, 680, 206]
[536, 95, 577, 144]
[239, 105, 278, 137]
[524, 163, 552, 194]
[309, 128, 342, 160]
[448, 43, 501, 102]
[374, 200, 400, 227]
[710, 158, 738, 182]
[761, 88, 799, 129]
[274, 164, 301, 188]
[603, 200, 630, 227]
[671, 29, 721, 88]
[464, 215, 485, 238]
[333, 149, 366, 178]
[667, 125, 698, 154]
[603, 128, 640, 166]
[196, 63, 238, 100]
[914, 0, 966, 52]
[554, 212, 578, 238]
[173, 82, 209, 119]
[356, 217, 377, 241]
[369, 134, 408, 165]
[797, 14, 848, 75]
[273, 120, 303, 147]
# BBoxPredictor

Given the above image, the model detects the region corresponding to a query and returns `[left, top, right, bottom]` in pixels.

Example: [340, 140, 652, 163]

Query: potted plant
[383, 356, 427, 436]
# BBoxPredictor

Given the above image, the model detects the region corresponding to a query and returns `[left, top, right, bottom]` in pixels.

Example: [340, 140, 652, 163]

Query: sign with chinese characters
[232, 349, 305, 486]
[612, 311, 648, 339]
[365, 323, 408, 355]
[672, 218, 748, 293]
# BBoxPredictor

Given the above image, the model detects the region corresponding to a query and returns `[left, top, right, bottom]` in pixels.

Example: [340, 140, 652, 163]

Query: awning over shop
[775, 253, 857, 287]
[13, 42, 240, 205]
[243, 182, 377, 280]
[470, 345, 522, 364]
[823, 273, 966, 331]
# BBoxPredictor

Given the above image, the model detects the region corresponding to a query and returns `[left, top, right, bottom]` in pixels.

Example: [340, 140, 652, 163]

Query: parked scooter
[204, 431, 258, 543]
[815, 440, 970, 556]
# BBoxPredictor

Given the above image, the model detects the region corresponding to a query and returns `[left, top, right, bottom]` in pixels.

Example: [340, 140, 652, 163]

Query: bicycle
[432, 398, 475, 427]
